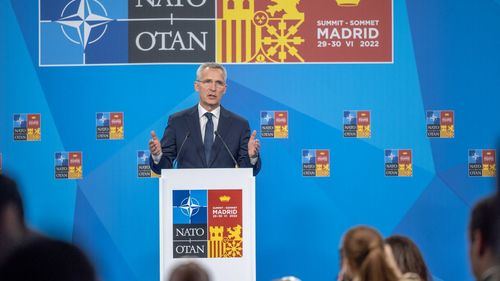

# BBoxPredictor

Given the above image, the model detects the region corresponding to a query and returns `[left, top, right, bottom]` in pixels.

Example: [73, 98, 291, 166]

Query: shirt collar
[481, 266, 500, 281]
[198, 103, 220, 120]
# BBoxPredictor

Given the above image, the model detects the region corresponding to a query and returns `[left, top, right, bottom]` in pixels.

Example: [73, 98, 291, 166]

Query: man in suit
[469, 195, 500, 281]
[149, 63, 261, 176]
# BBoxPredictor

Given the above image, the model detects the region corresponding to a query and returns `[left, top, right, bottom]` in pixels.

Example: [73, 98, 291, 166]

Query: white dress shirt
[198, 103, 220, 143]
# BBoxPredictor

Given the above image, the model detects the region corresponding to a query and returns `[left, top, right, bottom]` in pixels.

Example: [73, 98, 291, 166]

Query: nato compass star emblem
[263, 113, 272, 123]
[56, 153, 68, 166]
[57, 0, 112, 50]
[97, 113, 108, 125]
[14, 115, 26, 127]
[346, 112, 355, 123]
[304, 151, 314, 163]
[387, 152, 395, 161]
[139, 152, 148, 163]
[429, 113, 438, 122]
[179, 196, 201, 218]
[471, 151, 481, 162]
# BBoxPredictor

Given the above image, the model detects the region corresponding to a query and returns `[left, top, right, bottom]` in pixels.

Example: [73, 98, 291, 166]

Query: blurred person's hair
[470, 196, 498, 255]
[385, 235, 431, 281]
[0, 238, 97, 281]
[342, 226, 399, 281]
[168, 262, 210, 281]
[497, 194, 500, 261]
[0, 174, 25, 226]
[0, 174, 27, 262]
[496, 139, 500, 259]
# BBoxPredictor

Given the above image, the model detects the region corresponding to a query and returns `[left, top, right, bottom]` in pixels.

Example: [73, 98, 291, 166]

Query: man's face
[195, 67, 226, 110]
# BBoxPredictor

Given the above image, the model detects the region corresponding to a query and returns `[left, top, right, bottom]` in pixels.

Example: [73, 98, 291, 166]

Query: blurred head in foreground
[0, 238, 97, 281]
[385, 235, 430, 281]
[168, 262, 210, 281]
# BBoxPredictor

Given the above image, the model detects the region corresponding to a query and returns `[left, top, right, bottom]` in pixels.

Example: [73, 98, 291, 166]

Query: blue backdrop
[1, 0, 500, 280]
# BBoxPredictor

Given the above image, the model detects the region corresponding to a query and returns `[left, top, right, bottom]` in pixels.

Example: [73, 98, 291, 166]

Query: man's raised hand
[149, 131, 161, 156]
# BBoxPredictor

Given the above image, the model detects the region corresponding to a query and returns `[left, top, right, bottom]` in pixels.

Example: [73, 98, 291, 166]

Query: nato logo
[426, 111, 440, 125]
[384, 149, 399, 176]
[260, 111, 275, 138]
[137, 150, 158, 178]
[96, 112, 110, 139]
[384, 149, 398, 164]
[40, 0, 215, 65]
[344, 111, 357, 125]
[172, 190, 208, 258]
[13, 114, 27, 141]
[426, 110, 441, 137]
[96, 112, 110, 126]
[302, 149, 316, 165]
[343, 111, 357, 137]
[40, 0, 123, 65]
[172, 190, 208, 224]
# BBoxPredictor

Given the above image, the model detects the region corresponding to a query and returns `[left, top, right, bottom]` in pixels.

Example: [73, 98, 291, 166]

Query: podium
[159, 168, 256, 281]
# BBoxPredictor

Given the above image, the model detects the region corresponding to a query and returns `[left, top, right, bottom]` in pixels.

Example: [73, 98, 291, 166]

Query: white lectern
[159, 168, 256, 281]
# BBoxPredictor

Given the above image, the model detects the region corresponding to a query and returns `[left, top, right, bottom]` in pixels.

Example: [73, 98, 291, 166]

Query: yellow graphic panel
[357, 125, 371, 138]
[274, 125, 288, 138]
[27, 128, 41, 141]
[440, 125, 454, 138]
[217, 0, 305, 63]
[110, 126, 124, 140]
[483, 164, 496, 177]
[398, 164, 412, 177]
[208, 225, 243, 258]
[316, 164, 330, 177]
[69, 166, 83, 179]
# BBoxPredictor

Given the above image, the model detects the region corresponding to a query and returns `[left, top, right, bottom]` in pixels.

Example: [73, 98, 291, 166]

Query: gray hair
[196, 63, 227, 82]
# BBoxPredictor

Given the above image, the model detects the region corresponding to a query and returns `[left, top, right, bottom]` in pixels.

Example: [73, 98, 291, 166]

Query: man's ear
[222, 84, 227, 95]
[474, 230, 487, 256]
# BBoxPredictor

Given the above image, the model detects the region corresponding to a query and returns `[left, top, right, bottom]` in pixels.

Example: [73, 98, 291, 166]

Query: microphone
[173, 131, 191, 169]
[215, 131, 239, 168]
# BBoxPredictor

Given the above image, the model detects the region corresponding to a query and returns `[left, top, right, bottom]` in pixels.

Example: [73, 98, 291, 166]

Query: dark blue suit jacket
[150, 105, 261, 176]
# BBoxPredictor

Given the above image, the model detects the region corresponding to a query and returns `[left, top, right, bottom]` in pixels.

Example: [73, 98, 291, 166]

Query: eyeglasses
[197, 79, 226, 88]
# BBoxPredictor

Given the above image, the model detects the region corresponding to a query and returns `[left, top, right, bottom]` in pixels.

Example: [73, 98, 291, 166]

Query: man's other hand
[248, 130, 260, 158]
[149, 131, 161, 156]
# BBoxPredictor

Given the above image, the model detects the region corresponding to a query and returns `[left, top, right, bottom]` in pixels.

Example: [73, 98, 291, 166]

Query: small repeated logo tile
[469, 149, 496, 177]
[344, 110, 370, 138]
[55, 152, 83, 179]
[302, 149, 330, 177]
[261, 111, 288, 139]
[96, 112, 124, 140]
[426, 110, 454, 138]
[137, 150, 159, 178]
[385, 149, 412, 177]
[13, 113, 41, 141]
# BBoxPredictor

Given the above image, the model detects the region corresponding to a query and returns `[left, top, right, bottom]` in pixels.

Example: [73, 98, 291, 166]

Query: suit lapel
[209, 106, 233, 167]
[186, 105, 207, 167]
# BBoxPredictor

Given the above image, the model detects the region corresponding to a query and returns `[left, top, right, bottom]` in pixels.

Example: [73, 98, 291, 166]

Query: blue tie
[204, 112, 214, 166]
